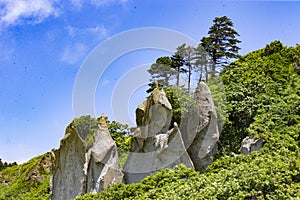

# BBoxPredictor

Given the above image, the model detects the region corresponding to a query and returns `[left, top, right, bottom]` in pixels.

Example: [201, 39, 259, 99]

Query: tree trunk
[176, 66, 180, 86]
[188, 64, 191, 91]
[198, 65, 203, 83]
[205, 64, 208, 82]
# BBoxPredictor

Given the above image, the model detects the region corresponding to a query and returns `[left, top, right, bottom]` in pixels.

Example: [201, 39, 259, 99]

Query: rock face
[183, 82, 220, 172]
[50, 115, 123, 200]
[51, 127, 86, 200]
[240, 136, 265, 155]
[123, 88, 194, 184]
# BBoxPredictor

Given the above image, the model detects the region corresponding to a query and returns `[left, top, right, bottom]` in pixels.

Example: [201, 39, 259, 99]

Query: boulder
[50, 114, 123, 200]
[123, 88, 194, 184]
[183, 82, 220, 172]
[240, 136, 265, 155]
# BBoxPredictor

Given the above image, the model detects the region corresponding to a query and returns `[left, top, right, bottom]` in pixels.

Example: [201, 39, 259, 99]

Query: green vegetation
[148, 16, 241, 92]
[108, 120, 131, 167]
[0, 153, 51, 200]
[219, 40, 300, 156]
[201, 16, 241, 77]
[74, 41, 300, 199]
[147, 56, 176, 90]
[164, 86, 196, 127]
[72, 115, 99, 147]
[74, 152, 299, 199]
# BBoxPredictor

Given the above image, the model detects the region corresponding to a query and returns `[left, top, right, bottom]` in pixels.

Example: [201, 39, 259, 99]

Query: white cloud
[0, 0, 129, 28]
[91, 0, 129, 7]
[60, 25, 107, 65]
[87, 25, 108, 40]
[0, 0, 59, 28]
[70, 0, 129, 8]
[60, 43, 87, 65]
[67, 25, 108, 40]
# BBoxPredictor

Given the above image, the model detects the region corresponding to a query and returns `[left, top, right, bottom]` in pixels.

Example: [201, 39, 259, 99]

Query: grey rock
[240, 136, 265, 155]
[123, 88, 194, 184]
[51, 126, 87, 200]
[184, 82, 220, 172]
[85, 125, 123, 194]
[51, 115, 123, 200]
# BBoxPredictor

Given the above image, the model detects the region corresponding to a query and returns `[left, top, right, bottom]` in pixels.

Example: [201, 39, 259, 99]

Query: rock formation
[85, 115, 123, 193]
[123, 87, 194, 184]
[51, 126, 86, 200]
[50, 114, 123, 200]
[182, 82, 220, 172]
[51, 81, 221, 197]
[240, 136, 265, 155]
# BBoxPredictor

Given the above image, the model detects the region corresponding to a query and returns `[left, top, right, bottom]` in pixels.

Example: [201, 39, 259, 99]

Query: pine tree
[171, 51, 186, 87]
[147, 56, 175, 88]
[176, 44, 195, 91]
[193, 44, 210, 82]
[201, 16, 241, 77]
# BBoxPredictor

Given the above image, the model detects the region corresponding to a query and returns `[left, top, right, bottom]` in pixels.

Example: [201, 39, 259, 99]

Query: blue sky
[0, 0, 300, 163]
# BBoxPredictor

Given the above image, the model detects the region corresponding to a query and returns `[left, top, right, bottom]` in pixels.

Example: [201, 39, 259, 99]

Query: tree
[148, 56, 175, 88]
[108, 120, 130, 151]
[171, 52, 186, 87]
[0, 158, 17, 171]
[165, 86, 196, 127]
[147, 51, 185, 93]
[146, 82, 163, 93]
[193, 44, 210, 82]
[176, 44, 195, 91]
[201, 16, 241, 77]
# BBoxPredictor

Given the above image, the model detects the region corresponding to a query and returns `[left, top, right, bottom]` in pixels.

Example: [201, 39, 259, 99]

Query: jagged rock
[183, 82, 220, 172]
[51, 114, 123, 200]
[123, 88, 194, 184]
[51, 126, 87, 200]
[84, 121, 123, 193]
[51, 82, 221, 195]
[240, 136, 265, 155]
[136, 88, 173, 138]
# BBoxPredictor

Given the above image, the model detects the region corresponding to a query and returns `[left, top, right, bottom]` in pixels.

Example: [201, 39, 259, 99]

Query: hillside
[0, 153, 51, 200]
[0, 41, 299, 199]
[75, 41, 300, 199]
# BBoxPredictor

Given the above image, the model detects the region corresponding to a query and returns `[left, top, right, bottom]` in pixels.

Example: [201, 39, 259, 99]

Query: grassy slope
[0, 153, 51, 200]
